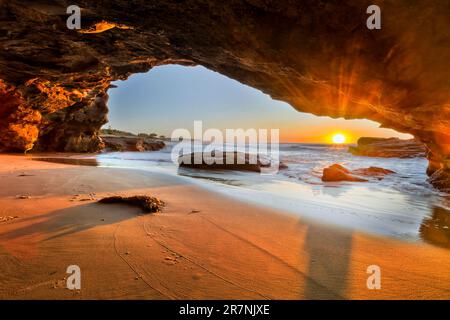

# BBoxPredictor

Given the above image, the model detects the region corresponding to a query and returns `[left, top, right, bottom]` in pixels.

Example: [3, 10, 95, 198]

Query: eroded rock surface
[34, 94, 109, 152]
[349, 137, 426, 158]
[0, 1, 449, 189]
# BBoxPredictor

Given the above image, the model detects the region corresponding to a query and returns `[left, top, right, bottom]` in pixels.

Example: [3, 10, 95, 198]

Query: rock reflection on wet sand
[420, 206, 450, 248]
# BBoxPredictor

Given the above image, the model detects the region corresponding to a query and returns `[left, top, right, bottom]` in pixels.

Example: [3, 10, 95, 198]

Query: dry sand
[0, 154, 449, 299]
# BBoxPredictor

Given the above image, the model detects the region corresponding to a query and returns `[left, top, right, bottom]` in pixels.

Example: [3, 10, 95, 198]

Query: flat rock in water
[178, 152, 284, 172]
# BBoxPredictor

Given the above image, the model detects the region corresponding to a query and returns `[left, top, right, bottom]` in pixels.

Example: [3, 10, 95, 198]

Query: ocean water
[95, 142, 450, 246]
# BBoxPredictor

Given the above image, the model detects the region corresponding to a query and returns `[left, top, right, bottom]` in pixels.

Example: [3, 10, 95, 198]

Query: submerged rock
[102, 135, 165, 152]
[322, 164, 395, 182]
[349, 137, 426, 158]
[98, 195, 165, 213]
[352, 166, 396, 177]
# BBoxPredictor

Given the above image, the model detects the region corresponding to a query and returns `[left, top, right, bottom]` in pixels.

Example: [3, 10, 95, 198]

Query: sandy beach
[0, 154, 449, 300]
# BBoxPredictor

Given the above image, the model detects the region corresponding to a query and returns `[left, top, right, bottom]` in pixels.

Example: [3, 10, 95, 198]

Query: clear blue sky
[106, 65, 411, 143]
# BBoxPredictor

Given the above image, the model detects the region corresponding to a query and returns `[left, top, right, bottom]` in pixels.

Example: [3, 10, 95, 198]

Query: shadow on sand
[0, 202, 143, 244]
[302, 223, 353, 299]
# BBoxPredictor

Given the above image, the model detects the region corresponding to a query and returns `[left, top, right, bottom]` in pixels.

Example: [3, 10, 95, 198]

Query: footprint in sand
[164, 256, 177, 265]
[18, 173, 34, 177]
[192, 273, 202, 280]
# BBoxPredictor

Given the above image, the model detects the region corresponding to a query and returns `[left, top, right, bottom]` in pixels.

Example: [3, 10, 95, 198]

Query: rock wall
[33, 94, 109, 152]
[0, 0, 449, 189]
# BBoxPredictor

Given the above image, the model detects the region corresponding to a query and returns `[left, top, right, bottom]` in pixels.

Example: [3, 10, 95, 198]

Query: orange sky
[278, 119, 413, 144]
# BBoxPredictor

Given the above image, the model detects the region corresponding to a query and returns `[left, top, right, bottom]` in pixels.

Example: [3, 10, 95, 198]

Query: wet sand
[0, 154, 449, 299]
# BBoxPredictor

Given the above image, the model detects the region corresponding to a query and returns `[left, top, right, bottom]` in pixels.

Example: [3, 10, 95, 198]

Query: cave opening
[104, 64, 412, 145]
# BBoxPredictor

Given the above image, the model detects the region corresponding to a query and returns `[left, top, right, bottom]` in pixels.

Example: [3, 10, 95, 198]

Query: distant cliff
[101, 134, 165, 152]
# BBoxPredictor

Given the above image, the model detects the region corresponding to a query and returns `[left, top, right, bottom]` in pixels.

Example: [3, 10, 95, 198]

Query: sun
[332, 133, 346, 144]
